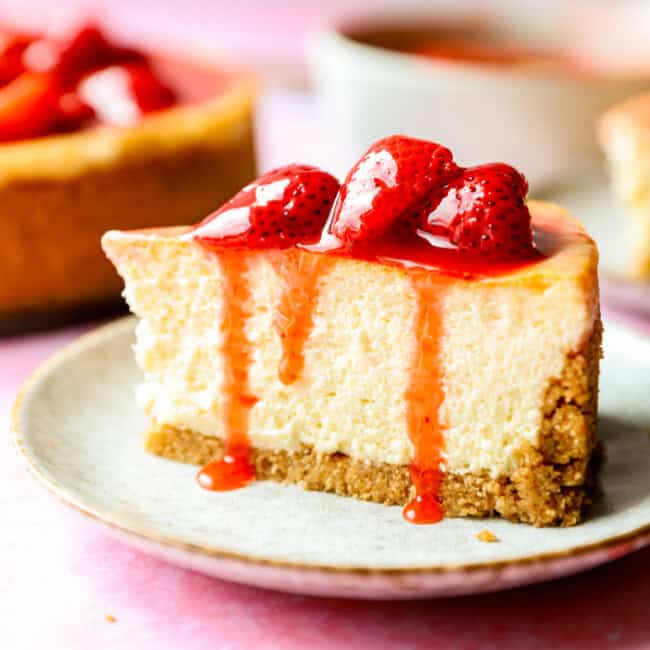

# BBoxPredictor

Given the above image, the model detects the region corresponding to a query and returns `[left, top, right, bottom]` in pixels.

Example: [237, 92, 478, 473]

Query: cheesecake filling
[130, 240, 593, 474]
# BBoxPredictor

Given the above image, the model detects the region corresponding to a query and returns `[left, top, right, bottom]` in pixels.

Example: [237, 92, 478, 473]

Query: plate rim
[10, 316, 650, 577]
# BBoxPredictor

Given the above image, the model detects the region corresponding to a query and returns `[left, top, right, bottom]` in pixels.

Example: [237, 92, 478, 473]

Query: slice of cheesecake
[103, 136, 601, 526]
[599, 92, 650, 279]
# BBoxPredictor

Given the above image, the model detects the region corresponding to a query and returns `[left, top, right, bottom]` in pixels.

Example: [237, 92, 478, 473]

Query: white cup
[310, 18, 650, 191]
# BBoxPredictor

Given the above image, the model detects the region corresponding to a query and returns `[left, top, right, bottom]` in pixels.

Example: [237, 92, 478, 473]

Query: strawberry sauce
[402, 272, 447, 524]
[271, 250, 331, 385]
[196, 254, 257, 491]
[192, 136, 545, 523]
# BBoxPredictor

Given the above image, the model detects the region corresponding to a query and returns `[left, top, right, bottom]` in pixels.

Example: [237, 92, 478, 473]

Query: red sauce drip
[402, 272, 447, 523]
[196, 253, 257, 491]
[271, 250, 330, 385]
[197, 452, 255, 491]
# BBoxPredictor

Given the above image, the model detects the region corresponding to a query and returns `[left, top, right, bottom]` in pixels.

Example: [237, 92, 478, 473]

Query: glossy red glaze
[403, 491, 443, 524]
[402, 272, 447, 524]
[329, 136, 459, 245]
[194, 165, 340, 389]
[196, 253, 257, 492]
[271, 250, 332, 385]
[325, 136, 537, 264]
[55, 90, 95, 132]
[306, 228, 544, 279]
[197, 452, 255, 491]
[50, 25, 144, 84]
[194, 165, 339, 250]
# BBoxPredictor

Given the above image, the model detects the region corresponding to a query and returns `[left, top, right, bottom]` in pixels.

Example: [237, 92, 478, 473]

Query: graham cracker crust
[146, 320, 603, 527]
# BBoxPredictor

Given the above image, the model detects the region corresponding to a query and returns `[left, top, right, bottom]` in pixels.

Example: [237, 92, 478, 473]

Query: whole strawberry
[193, 164, 340, 249]
[328, 135, 460, 245]
[423, 162, 535, 259]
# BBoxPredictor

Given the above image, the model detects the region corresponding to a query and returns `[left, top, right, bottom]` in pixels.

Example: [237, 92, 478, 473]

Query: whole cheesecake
[103, 136, 601, 526]
[600, 92, 650, 280]
[0, 24, 256, 331]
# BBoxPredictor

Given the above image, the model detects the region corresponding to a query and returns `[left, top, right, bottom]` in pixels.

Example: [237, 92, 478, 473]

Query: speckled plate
[11, 317, 650, 599]
[544, 172, 650, 316]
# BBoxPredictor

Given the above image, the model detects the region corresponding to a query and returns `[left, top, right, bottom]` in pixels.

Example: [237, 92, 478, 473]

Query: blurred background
[1, 0, 649, 175]
[2, 0, 650, 331]
[2, 0, 649, 82]
[0, 0, 650, 320]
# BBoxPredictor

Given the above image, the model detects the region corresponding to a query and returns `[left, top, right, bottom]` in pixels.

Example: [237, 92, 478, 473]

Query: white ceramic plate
[12, 317, 650, 600]
[544, 172, 650, 316]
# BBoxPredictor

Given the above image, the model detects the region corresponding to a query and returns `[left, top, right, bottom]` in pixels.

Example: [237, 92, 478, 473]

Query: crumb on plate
[476, 529, 499, 543]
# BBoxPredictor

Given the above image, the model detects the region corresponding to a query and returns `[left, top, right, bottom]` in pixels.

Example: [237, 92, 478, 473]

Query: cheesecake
[0, 24, 255, 332]
[103, 136, 602, 526]
[599, 92, 650, 279]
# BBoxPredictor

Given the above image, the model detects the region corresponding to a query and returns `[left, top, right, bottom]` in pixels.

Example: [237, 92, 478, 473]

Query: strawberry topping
[0, 24, 176, 142]
[329, 135, 460, 244]
[194, 136, 540, 268]
[194, 165, 340, 250]
[324, 136, 536, 263]
[423, 163, 535, 259]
